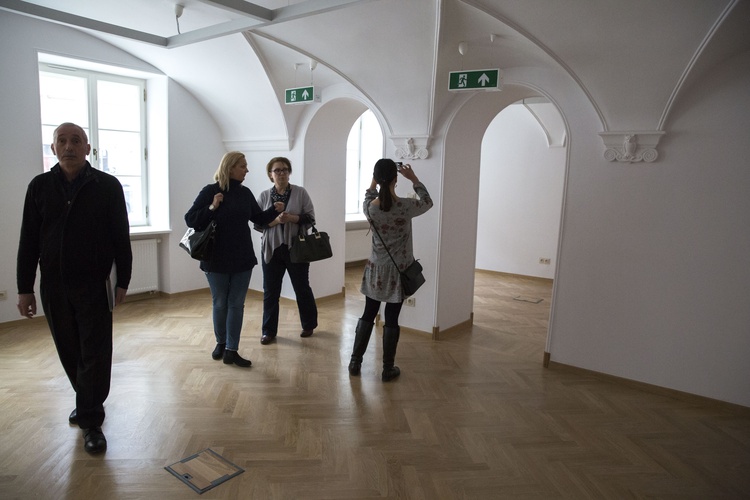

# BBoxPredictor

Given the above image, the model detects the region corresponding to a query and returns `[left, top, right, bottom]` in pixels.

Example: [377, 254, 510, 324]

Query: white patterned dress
[360, 182, 433, 302]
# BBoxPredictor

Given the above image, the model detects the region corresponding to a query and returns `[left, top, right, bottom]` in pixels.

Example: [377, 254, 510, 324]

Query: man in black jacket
[16, 122, 132, 454]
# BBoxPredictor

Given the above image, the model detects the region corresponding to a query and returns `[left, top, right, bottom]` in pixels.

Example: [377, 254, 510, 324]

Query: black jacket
[185, 179, 278, 273]
[17, 162, 133, 293]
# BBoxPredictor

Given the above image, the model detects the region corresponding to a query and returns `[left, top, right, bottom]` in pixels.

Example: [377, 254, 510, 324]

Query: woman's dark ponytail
[373, 158, 398, 212]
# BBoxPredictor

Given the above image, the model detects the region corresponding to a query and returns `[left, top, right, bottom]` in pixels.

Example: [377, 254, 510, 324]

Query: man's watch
[208, 204, 216, 211]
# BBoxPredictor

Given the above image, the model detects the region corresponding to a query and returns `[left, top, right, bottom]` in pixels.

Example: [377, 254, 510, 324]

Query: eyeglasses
[272, 168, 289, 174]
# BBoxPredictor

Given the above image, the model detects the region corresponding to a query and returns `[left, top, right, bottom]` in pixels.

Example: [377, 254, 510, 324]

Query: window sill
[346, 219, 370, 231]
[130, 226, 172, 237]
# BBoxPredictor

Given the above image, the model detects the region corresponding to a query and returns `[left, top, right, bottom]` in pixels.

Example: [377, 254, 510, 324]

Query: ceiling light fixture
[175, 4, 184, 34]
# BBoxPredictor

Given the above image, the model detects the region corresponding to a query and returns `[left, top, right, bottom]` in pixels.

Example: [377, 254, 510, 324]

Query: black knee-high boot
[382, 326, 401, 382]
[348, 319, 374, 375]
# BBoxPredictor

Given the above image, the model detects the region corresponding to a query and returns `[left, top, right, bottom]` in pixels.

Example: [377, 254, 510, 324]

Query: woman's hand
[398, 163, 419, 183]
[277, 212, 300, 224]
[212, 192, 224, 208]
[273, 202, 285, 212]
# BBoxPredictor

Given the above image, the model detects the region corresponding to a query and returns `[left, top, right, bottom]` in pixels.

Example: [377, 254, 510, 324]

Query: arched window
[345, 109, 383, 221]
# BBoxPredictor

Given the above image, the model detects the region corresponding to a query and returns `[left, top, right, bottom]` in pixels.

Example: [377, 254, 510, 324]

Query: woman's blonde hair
[214, 151, 245, 190]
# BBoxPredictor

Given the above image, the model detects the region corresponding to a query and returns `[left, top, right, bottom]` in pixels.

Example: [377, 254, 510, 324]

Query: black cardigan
[17, 163, 133, 293]
[185, 179, 278, 273]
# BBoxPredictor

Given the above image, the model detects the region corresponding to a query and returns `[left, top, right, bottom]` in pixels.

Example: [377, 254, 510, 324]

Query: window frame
[39, 62, 149, 227]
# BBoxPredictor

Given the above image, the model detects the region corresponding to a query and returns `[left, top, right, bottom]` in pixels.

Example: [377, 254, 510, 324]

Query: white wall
[476, 104, 565, 279]
[548, 50, 750, 407]
[345, 229, 371, 262]
[163, 79, 227, 295]
[0, 13, 231, 322]
[300, 98, 366, 302]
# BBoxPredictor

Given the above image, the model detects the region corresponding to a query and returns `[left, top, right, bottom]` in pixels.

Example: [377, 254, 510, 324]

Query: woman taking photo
[185, 151, 284, 367]
[349, 159, 433, 381]
[256, 157, 318, 345]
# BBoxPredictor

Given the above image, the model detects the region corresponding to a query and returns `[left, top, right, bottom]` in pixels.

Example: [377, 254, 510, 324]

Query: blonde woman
[185, 152, 284, 367]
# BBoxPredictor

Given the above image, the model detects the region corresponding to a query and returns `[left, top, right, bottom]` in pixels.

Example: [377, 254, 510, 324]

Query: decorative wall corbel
[391, 136, 429, 160]
[598, 131, 665, 163]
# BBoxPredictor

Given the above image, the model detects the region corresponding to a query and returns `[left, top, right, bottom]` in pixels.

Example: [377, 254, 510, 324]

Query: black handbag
[179, 221, 217, 261]
[366, 205, 426, 297]
[400, 259, 425, 297]
[289, 225, 333, 263]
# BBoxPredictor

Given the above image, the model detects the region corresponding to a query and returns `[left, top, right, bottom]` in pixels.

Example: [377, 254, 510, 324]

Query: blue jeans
[205, 270, 252, 350]
[262, 244, 318, 335]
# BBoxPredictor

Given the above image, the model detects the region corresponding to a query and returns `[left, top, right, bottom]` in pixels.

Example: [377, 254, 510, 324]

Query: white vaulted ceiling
[1, 0, 747, 143]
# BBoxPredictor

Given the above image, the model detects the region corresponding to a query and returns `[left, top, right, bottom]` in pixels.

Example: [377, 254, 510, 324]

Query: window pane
[39, 72, 88, 128]
[97, 80, 141, 131]
[98, 130, 141, 176]
[40, 72, 89, 172]
[345, 110, 383, 219]
[345, 121, 362, 214]
[359, 110, 382, 196]
[119, 177, 144, 225]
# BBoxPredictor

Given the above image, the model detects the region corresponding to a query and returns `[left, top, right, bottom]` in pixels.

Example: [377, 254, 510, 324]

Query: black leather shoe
[260, 334, 276, 345]
[69, 409, 78, 425]
[300, 330, 314, 338]
[348, 361, 361, 376]
[382, 366, 401, 382]
[223, 350, 252, 367]
[211, 343, 225, 360]
[83, 427, 107, 453]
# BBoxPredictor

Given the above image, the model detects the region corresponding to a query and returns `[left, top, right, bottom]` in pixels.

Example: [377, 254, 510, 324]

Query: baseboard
[431, 313, 474, 340]
[125, 290, 162, 302]
[0, 315, 48, 329]
[475, 268, 553, 284]
[546, 360, 750, 411]
[159, 288, 211, 298]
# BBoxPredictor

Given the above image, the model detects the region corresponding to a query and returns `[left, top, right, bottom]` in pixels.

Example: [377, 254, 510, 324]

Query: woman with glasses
[255, 157, 318, 345]
[185, 151, 284, 367]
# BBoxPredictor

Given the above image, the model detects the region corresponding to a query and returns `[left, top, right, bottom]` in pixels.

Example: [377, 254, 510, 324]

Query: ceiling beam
[0, 0, 374, 48]
[195, 0, 272, 22]
[167, 0, 375, 48]
[0, 0, 167, 46]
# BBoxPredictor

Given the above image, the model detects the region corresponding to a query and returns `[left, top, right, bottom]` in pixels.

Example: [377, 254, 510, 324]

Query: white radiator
[128, 239, 159, 295]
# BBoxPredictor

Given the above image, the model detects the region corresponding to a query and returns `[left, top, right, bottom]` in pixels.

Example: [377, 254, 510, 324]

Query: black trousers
[40, 277, 113, 429]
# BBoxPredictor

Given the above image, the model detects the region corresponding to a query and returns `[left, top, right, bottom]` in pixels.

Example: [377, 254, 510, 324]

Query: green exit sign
[285, 86, 315, 104]
[448, 69, 502, 91]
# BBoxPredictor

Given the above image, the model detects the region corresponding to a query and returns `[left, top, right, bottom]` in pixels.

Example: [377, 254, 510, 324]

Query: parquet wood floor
[1, 267, 748, 499]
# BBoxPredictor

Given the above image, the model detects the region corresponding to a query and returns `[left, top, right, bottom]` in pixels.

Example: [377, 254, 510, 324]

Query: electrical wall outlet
[404, 296, 416, 307]
[0, 290, 7, 300]
[539, 258, 551, 265]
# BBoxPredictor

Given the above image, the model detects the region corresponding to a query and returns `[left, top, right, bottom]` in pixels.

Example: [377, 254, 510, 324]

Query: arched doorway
[436, 85, 569, 353]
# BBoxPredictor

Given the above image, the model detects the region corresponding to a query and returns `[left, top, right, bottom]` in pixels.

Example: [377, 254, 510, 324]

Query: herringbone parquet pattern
[0, 267, 748, 499]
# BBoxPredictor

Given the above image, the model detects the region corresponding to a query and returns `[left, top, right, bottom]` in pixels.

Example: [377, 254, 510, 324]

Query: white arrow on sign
[302, 89, 310, 100]
[478, 73, 490, 86]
